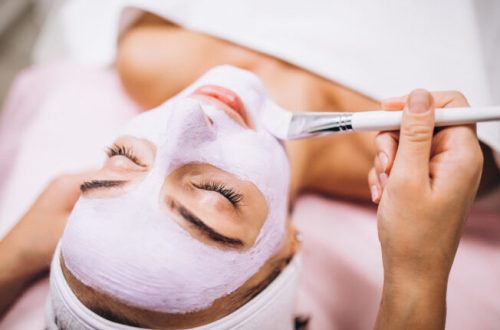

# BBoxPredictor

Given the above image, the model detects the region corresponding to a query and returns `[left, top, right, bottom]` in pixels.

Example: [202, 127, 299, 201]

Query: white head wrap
[46, 246, 301, 330]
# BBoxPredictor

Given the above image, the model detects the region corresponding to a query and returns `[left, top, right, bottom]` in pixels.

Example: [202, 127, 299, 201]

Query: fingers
[368, 167, 381, 203]
[425, 91, 479, 186]
[369, 143, 394, 202]
[370, 132, 397, 203]
[382, 90, 469, 110]
[370, 97, 404, 200]
[371, 90, 472, 202]
[391, 89, 435, 184]
[369, 94, 417, 203]
[428, 90, 469, 108]
[374, 132, 398, 175]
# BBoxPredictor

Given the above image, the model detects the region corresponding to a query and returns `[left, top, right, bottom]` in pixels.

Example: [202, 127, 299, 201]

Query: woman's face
[82, 86, 271, 248]
[83, 131, 269, 250]
[60, 65, 291, 314]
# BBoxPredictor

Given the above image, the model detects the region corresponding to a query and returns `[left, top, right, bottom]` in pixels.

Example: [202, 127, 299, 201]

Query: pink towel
[1, 63, 498, 329]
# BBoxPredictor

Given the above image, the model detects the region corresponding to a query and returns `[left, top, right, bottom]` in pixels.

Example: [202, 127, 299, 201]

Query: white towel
[33, 0, 499, 161]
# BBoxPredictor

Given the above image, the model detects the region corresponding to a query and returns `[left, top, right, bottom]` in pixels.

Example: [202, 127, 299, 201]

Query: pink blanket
[1, 62, 499, 329]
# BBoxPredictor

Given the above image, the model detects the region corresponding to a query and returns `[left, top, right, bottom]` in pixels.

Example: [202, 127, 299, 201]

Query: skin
[81, 126, 271, 251]
[58, 95, 295, 328]
[0, 12, 497, 329]
[0, 173, 88, 315]
[116, 15, 381, 202]
[116, 14, 498, 201]
[370, 90, 484, 329]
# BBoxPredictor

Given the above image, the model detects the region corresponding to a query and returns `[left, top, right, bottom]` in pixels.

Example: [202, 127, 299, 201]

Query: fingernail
[378, 152, 388, 172]
[379, 173, 388, 187]
[408, 89, 430, 113]
[370, 185, 379, 202]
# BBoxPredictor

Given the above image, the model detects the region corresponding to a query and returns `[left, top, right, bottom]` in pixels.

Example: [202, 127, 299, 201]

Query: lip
[192, 85, 253, 128]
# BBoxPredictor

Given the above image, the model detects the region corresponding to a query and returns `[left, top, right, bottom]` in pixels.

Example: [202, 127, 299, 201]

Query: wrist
[377, 272, 448, 330]
[382, 272, 448, 303]
[381, 249, 453, 285]
[383, 264, 449, 302]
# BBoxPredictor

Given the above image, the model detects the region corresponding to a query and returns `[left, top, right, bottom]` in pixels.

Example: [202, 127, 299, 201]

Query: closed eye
[106, 144, 147, 168]
[194, 181, 243, 206]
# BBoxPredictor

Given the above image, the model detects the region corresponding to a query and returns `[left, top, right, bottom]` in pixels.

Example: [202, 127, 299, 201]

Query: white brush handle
[351, 106, 500, 131]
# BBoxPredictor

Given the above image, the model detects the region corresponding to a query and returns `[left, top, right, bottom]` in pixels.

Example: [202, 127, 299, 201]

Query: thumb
[392, 89, 435, 181]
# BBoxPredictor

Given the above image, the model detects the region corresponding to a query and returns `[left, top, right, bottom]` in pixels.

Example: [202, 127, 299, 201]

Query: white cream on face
[60, 66, 290, 313]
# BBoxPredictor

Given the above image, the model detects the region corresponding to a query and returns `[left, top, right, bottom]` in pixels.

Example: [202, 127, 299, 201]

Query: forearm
[0, 174, 83, 317]
[375, 275, 447, 330]
[0, 237, 38, 316]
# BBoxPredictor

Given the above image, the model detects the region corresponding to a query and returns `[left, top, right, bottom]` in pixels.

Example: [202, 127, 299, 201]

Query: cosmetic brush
[262, 104, 500, 140]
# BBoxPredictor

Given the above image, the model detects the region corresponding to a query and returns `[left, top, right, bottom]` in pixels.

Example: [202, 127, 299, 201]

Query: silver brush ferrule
[288, 112, 354, 139]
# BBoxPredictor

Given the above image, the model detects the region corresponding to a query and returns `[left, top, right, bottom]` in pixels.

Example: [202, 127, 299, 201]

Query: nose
[205, 114, 214, 126]
[165, 98, 217, 146]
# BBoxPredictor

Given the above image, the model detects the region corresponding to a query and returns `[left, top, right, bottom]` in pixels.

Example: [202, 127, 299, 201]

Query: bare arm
[376, 277, 447, 330]
[0, 240, 35, 315]
[116, 15, 497, 203]
[0, 174, 85, 316]
[370, 90, 483, 329]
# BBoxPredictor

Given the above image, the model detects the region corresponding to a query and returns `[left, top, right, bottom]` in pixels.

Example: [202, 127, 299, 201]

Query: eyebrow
[176, 204, 245, 248]
[80, 180, 127, 193]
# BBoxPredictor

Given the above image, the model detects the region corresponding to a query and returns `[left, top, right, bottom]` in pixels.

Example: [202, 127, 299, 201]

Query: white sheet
[33, 0, 500, 159]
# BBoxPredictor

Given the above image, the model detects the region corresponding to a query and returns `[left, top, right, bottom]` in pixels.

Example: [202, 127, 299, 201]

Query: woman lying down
[1, 11, 499, 330]
[49, 66, 300, 329]
[2, 65, 483, 330]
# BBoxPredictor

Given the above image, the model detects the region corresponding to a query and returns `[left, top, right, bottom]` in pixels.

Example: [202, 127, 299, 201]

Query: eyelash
[195, 181, 243, 206]
[106, 144, 144, 166]
[106, 145, 241, 205]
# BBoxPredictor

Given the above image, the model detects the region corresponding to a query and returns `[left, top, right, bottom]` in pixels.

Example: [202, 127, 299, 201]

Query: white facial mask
[60, 65, 290, 313]
[48, 245, 301, 330]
